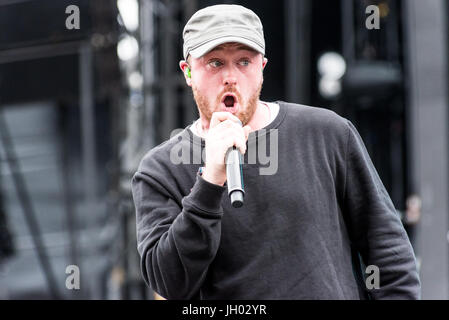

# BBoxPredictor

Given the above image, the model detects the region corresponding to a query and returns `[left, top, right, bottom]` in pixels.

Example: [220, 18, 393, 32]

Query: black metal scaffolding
[0, 0, 447, 299]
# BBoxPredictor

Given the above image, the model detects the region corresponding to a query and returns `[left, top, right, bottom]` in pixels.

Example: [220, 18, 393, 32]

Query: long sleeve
[342, 120, 421, 299]
[132, 169, 226, 300]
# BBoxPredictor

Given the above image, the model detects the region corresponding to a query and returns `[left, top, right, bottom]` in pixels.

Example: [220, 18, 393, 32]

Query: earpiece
[186, 67, 191, 78]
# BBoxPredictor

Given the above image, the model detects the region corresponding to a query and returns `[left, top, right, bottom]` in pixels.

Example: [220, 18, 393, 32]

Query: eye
[209, 60, 223, 68]
[238, 59, 250, 66]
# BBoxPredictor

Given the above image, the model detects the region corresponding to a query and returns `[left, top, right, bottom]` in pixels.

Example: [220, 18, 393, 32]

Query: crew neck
[186, 101, 287, 146]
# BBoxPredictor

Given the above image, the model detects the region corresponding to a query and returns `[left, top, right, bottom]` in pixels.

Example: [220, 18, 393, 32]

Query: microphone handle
[225, 146, 244, 208]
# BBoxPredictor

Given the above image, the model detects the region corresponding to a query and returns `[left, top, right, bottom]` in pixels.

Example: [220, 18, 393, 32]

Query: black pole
[59, 103, 79, 298]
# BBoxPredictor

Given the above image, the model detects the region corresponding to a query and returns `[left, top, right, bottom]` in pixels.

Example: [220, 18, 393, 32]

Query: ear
[179, 60, 192, 86]
[262, 57, 268, 70]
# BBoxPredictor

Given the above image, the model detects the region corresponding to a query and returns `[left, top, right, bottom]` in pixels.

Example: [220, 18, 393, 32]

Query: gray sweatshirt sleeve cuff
[184, 175, 227, 214]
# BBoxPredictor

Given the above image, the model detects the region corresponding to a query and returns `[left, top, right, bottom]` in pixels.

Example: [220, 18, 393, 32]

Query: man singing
[132, 4, 420, 299]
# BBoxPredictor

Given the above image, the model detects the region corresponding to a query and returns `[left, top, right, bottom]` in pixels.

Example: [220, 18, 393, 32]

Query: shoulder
[278, 101, 349, 138]
[136, 127, 192, 175]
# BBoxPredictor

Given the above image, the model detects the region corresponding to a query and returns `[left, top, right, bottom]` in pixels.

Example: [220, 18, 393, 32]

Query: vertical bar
[141, 0, 157, 149]
[161, 0, 177, 140]
[285, 0, 311, 104]
[403, 0, 449, 299]
[182, 0, 198, 125]
[60, 110, 79, 298]
[341, 0, 355, 62]
[80, 44, 97, 201]
[79, 42, 97, 298]
[285, 0, 299, 103]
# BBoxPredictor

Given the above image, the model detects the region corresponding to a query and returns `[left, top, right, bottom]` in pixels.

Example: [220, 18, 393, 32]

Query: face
[180, 43, 267, 126]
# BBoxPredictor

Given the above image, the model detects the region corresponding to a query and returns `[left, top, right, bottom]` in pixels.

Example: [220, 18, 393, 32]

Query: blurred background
[0, 0, 447, 300]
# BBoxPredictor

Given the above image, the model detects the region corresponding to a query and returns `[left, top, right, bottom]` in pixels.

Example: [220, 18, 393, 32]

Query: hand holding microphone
[202, 112, 251, 206]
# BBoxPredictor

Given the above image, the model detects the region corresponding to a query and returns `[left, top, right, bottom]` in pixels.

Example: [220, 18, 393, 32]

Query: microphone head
[230, 190, 244, 208]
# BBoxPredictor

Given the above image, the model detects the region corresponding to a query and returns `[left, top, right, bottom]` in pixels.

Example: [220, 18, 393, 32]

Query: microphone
[225, 120, 245, 208]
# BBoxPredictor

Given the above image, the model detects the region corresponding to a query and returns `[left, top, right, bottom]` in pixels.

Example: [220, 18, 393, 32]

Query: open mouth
[224, 95, 235, 107]
[222, 93, 237, 108]
[220, 93, 239, 114]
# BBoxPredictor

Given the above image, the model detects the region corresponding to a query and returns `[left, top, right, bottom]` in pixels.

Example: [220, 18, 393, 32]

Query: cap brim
[188, 36, 265, 59]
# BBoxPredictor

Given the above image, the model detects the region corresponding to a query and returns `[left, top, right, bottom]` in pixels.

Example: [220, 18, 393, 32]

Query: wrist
[202, 168, 226, 186]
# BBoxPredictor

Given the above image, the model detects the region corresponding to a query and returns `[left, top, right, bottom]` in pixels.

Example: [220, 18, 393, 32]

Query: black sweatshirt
[132, 102, 421, 299]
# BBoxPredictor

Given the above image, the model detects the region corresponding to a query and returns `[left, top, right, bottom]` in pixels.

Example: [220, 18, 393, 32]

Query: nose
[224, 77, 237, 86]
[222, 66, 237, 86]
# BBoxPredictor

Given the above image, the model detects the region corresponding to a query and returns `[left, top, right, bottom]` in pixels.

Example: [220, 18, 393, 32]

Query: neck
[197, 101, 269, 137]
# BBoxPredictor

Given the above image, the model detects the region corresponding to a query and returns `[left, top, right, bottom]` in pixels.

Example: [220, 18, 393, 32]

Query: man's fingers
[243, 125, 252, 140]
[210, 112, 241, 128]
[213, 119, 243, 134]
[238, 137, 247, 155]
[223, 136, 246, 155]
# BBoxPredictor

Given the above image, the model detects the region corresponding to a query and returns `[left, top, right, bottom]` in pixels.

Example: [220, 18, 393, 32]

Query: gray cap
[182, 5, 265, 60]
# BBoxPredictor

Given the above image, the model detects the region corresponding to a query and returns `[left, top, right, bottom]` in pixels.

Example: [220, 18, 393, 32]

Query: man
[132, 4, 420, 299]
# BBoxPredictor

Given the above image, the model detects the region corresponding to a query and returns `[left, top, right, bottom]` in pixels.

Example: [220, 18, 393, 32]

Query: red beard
[192, 80, 263, 126]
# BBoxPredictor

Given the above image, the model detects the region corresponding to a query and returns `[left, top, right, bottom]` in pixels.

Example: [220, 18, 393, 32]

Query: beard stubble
[192, 80, 263, 126]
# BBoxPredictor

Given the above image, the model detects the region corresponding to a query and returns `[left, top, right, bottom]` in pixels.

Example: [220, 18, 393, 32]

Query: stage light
[128, 71, 143, 90]
[318, 52, 346, 80]
[117, 0, 139, 32]
[317, 52, 346, 99]
[319, 76, 342, 99]
[117, 35, 139, 61]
